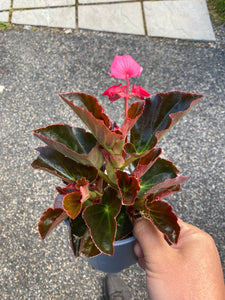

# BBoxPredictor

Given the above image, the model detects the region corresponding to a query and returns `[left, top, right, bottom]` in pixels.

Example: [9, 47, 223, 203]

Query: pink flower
[131, 83, 150, 100]
[102, 84, 126, 102]
[109, 55, 143, 79]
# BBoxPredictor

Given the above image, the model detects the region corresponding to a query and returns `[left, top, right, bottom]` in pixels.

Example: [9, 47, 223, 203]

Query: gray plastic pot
[87, 236, 137, 273]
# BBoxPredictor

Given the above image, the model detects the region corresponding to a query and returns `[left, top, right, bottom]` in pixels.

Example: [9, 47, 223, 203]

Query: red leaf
[131, 147, 161, 178]
[63, 192, 82, 219]
[146, 176, 188, 195]
[80, 184, 90, 204]
[116, 170, 140, 205]
[54, 194, 64, 209]
[120, 101, 145, 137]
[152, 184, 182, 200]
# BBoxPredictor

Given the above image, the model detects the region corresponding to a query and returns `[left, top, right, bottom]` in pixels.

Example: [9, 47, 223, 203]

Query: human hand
[133, 218, 225, 300]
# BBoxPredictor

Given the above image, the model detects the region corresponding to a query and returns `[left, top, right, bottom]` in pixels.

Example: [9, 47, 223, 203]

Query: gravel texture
[0, 26, 224, 299]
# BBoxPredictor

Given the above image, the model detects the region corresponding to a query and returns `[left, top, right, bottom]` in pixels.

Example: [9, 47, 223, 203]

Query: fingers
[176, 219, 219, 254]
[134, 242, 146, 269]
[134, 241, 143, 257]
[134, 242, 149, 270]
[133, 218, 171, 258]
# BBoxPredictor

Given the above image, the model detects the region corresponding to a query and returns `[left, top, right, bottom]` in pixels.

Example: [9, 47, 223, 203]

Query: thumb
[133, 218, 170, 259]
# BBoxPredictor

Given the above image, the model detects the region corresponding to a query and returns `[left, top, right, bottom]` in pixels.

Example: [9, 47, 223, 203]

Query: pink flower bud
[131, 83, 150, 100]
[102, 84, 126, 102]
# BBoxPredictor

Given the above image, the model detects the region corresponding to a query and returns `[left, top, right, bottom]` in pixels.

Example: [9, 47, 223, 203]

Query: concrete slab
[79, 2, 145, 35]
[0, 0, 11, 10]
[0, 0, 216, 41]
[79, 0, 127, 3]
[13, 0, 75, 8]
[144, 0, 216, 41]
[12, 7, 76, 28]
[0, 12, 9, 22]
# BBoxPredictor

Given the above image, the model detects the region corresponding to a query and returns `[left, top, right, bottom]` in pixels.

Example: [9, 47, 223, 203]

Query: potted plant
[32, 55, 203, 273]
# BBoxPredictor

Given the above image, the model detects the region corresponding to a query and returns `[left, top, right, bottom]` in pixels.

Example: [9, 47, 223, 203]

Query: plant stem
[123, 156, 136, 168]
[98, 169, 117, 189]
[124, 76, 129, 117]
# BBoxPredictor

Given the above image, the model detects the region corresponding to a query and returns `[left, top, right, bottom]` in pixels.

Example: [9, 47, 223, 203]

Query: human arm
[133, 218, 225, 300]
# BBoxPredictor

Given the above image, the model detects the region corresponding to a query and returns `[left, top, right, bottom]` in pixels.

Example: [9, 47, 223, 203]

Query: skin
[133, 218, 225, 300]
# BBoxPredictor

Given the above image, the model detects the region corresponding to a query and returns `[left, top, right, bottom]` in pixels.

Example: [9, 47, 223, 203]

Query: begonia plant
[32, 55, 203, 257]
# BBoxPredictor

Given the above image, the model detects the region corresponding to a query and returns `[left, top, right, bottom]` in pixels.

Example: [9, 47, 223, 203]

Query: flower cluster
[102, 55, 150, 114]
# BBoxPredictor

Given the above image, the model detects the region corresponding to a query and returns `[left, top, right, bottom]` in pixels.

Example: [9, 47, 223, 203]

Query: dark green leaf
[31, 146, 98, 183]
[59, 93, 124, 155]
[115, 207, 133, 241]
[82, 187, 121, 255]
[131, 91, 203, 153]
[139, 158, 179, 197]
[69, 213, 87, 237]
[124, 143, 136, 155]
[38, 208, 67, 240]
[146, 200, 180, 244]
[80, 230, 101, 257]
[70, 214, 86, 238]
[59, 92, 110, 127]
[33, 125, 103, 168]
[69, 214, 87, 257]
[69, 235, 81, 257]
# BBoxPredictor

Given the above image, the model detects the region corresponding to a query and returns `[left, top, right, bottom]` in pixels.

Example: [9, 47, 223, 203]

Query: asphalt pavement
[0, 24, 224, 299]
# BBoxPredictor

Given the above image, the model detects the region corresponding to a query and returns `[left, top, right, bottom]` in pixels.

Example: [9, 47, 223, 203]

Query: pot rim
[114, 235, 136, 246]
